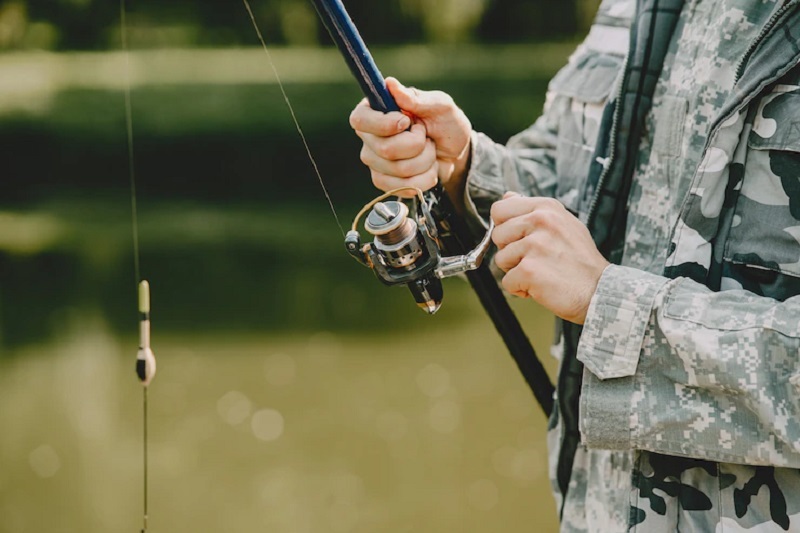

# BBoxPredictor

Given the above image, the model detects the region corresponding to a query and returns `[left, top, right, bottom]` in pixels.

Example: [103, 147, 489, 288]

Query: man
[350, 0, 800, 530]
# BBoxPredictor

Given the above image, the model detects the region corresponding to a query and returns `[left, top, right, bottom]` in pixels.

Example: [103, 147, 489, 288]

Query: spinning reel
[345, 187, 495, 314]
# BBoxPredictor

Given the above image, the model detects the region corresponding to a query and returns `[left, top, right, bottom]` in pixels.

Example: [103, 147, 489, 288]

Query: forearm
[579, 264, 800, 467]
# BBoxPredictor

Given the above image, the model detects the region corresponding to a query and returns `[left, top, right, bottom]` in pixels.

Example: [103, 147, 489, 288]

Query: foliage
[0, 0, 599, 51]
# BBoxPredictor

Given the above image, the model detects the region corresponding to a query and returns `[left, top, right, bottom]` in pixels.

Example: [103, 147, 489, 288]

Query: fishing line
[120, 0, 141, 285]
[242, 0, 345, 236]
[141, 386, 149, 533]
[119, 2, 153, 532]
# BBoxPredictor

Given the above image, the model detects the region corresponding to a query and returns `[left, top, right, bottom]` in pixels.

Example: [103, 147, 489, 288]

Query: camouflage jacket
[464, 0, 800, 530]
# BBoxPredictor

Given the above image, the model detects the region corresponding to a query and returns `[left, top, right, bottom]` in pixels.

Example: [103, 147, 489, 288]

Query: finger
[493, 238, 527, 273]
[370, 164, 439, 196]
[490, 195, 563, 226]
[350, 98, 411, 137]
[501, 264, 533, 299]
[492, 217, 533, 250]
[387, 77, 455, 119]
[361, 138, 437, 179]
[356, 123, 427, 162]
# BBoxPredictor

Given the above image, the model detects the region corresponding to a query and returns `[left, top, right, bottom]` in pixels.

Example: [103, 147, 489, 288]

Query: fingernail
[397, 116, 411, 131]
[503, 191, 520, 199]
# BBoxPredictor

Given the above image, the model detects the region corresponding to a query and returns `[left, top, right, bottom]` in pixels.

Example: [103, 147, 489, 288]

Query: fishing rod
[309, 0, 554, 415]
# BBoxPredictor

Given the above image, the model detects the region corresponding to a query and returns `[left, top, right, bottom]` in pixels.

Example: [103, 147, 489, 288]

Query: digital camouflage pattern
[463, 0, 800, 530]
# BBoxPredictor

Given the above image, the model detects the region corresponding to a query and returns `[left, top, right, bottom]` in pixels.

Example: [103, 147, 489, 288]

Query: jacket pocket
[721, 85, 800, 301]
[549, 48, 624, 215]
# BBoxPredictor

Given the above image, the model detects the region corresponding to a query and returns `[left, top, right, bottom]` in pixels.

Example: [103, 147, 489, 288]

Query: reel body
[345, 188, 494, 314]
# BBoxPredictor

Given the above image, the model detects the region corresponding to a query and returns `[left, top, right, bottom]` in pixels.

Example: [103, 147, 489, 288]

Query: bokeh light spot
[29, 445, 61, 478]
[491, 446, 516, 478]
[264, 353, 297, 387]
[216, 390, 252, 426]
[328, 501, 359, 532]
[428, 399, 461, 433]
[251, 409, 285, 442]
[499, 388, 534, 421]
[510, 449, 544, 483]
[466, 479, 499, 511]
[416, 363, 450, 398]
[374, 410, 408, 442]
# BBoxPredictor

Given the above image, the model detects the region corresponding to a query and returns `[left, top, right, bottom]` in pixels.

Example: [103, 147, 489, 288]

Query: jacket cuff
[577, 264, 667, 380]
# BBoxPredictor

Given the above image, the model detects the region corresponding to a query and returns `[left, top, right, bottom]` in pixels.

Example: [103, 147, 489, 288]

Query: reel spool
[345, 187, 494, 314]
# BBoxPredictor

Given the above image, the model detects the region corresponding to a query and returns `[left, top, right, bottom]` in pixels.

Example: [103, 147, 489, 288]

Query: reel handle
[435, 219, 495, 279]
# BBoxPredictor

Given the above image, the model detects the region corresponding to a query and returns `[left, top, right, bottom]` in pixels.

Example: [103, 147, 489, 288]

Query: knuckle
[398, 158, 429, 179]
[527, 210, 553, 229]
[414, 127, 430, 144]
[425, 139, 438, 158]
[491, 231, 503, 248]
[490, 203, 502, 223]
[394, 159, 414, 178]
[522, 232, 543, 252]
[422, 169, 438, 189]
[524, 210, 541, 227]
[374, 141, 397, 161]
[370, 172, 389, 192]
[493, 251, 508, 271]
[359, 145, 372, 166]
[541, 197, 560, 208]
[526, 287, 540, 301]
[520, 258, 537, 276]
[370, 171, 381, 187]
[349, 111, 361, 130]
[431, 90, 454, 109]
[408, 170, 436, 192]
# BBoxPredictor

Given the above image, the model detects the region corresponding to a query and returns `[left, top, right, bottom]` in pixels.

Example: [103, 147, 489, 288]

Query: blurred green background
[0, 1, 597, 531]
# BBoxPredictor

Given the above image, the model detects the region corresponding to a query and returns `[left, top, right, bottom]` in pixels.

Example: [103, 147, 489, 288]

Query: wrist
[573, 261, 610, 324]
[444, 137, 471, 210]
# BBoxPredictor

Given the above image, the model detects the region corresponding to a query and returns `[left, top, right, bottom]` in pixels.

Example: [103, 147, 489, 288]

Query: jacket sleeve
[462, 3, 631, 227]
[464, 117, 560, 226]
[579, 264, 800, 467]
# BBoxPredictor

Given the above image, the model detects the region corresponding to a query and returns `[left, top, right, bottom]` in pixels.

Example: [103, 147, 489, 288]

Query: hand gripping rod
[310, 0, 554, 415]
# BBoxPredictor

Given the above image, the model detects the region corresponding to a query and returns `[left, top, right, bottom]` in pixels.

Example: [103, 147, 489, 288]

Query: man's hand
[349, 77, 472, 199]
[491, 193, 609, 324]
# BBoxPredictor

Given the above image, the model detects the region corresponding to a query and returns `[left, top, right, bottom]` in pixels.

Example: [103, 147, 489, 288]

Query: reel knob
[365, 201, 425, 270]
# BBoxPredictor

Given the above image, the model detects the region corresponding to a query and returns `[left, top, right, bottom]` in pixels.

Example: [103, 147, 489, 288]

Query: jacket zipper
[585, 49, 630, 227]
[735, 1, 797, 83]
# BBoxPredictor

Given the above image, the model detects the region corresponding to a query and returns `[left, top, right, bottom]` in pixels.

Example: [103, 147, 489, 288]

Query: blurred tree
[0, 2, 27, 48]
[23, 0, 118, 49]
[0, 0, 597, 51]
[400, 0, 490, 43]
[318, 0, 423, 45]
[478, 0, 596, 42]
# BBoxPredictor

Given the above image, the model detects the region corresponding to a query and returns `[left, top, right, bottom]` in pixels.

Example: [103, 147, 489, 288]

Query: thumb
[386, 77, 446, 118]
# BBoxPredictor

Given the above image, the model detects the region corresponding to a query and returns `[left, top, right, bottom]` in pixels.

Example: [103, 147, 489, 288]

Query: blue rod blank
[310, 0, 400, 114]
